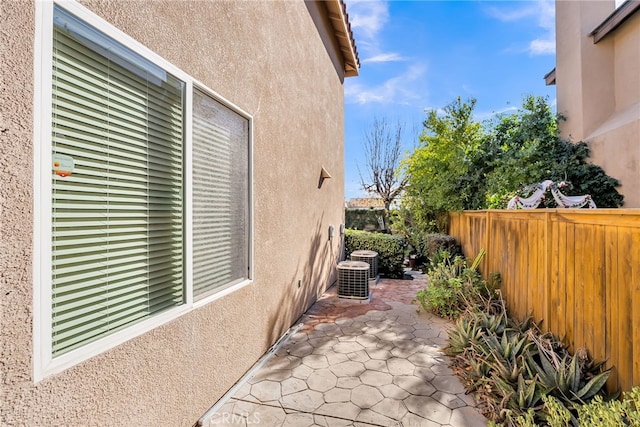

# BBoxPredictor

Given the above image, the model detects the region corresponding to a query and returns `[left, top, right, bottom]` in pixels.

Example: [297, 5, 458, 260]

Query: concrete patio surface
[206, 271, 488, 427]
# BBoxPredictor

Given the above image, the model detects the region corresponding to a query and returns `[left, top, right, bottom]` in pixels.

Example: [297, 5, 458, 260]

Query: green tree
[484, 95, 623, 208]
[398, 97, 486, 235]
[397, 95, 623, 241]
[403, 97, 486, 213]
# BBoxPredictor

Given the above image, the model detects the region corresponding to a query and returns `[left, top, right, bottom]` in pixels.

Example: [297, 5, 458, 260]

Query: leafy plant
[542, 395, 573, 427]
[575, 386, 640, 427]
[417, 233, 461, 266]
[416, 249, 496, 318]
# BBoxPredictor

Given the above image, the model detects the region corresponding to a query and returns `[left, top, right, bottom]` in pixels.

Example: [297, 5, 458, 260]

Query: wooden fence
[449, 209, 640, 393]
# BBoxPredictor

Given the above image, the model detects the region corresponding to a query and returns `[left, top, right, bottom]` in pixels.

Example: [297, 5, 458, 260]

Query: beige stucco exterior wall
[1, 0, 350, 424]
[555, 0, 640, 207]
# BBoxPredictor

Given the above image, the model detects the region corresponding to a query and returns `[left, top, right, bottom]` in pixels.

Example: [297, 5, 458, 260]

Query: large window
[35, 2, 252, 379]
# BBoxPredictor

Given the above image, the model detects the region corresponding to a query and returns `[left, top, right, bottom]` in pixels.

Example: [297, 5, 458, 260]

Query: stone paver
[208, 270, 487, 426]
[359, 369, 393, 387]
[350, 384, 384, 408]
[329, 361, 366, 378]
[306, 369, 337, 392]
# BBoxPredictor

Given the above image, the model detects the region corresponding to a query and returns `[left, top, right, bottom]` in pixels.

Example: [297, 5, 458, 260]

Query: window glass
[192, 89, 250, 300]
[51, 6, 185, 355]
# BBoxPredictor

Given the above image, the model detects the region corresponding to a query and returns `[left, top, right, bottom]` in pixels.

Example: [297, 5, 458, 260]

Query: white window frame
[33, 0, 254, 382]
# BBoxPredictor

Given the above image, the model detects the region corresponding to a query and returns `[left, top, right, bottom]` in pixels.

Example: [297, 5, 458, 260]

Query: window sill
[590, 0, 640, 44]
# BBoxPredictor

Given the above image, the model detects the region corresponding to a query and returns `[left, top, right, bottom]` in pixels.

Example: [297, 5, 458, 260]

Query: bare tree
[358, 118, 409, 230]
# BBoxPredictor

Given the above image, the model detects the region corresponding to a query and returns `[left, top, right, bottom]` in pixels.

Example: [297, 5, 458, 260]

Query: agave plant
[492, 373, 546, 412]
[508, 314, 540, 334]
[466, 351, 491, 381]
[500, 330, 534, 361]
[528, 336, 611, 406]
[447, 315, 483, 355]
[436, 248, 615, 426]
[471, 309, 509, 335]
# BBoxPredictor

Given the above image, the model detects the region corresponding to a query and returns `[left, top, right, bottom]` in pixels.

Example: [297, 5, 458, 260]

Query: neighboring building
[0, 1, 358, 424]
[551, 0, 640, 206]
[344, 198, 386, 231]
[345, 197, 386, 209]
[345, 197, 401, 210]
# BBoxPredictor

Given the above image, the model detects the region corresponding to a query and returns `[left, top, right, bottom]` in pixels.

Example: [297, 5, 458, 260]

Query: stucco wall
[1, 0, 347, 424]
[556, 0, 640, 207]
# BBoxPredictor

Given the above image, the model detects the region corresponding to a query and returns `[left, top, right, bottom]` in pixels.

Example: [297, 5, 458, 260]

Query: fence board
[632, 233, 640, 389]
[566, 223, 576, 352]
[605, 226, 619, 391]
[449, 209, 640, 393]
[618, 228, 634, 392]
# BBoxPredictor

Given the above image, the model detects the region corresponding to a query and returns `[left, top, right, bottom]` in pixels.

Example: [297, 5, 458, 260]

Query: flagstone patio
[206, 271, 488, 427]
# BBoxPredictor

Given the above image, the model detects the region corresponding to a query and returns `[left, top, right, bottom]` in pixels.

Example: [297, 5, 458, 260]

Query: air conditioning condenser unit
[337, 260, 370, 300]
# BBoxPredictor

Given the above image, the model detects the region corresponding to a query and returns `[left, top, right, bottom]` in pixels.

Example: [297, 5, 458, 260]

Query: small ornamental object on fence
[507, 180, 596, 209]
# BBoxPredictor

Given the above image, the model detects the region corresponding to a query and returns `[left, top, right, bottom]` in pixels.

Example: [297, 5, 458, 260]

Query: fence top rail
[454, 209, 640, 214]
[450, 209, 640, 227]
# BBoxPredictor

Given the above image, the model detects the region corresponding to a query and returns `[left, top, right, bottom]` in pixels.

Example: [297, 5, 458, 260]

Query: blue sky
[343, 0, 557, 200]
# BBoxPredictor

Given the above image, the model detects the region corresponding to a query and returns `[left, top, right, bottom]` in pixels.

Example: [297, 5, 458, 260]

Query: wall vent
[337, 261, 370, 300]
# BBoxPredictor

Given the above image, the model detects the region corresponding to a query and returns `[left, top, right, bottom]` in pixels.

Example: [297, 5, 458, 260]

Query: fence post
[485, 210, 492, 277]
[544, 211, 551, 329]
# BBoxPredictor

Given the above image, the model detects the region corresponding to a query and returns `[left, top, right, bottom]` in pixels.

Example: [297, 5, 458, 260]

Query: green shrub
[576, 386, 640, 427]
[345, 209, 385, 231]
[344, 229, 406, 278]
[491, 387, 640, 426]
[431, 250, 613, 426]
[448, 297, 612, 426]
[419, 233, 461, 262]
[416, 249, 495, 318]
[394, 230, 461, 269]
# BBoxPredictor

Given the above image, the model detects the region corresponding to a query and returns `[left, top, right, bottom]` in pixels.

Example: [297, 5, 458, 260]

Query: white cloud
[345, 64, 427, 105]
[346, 0, 389, 40]
[345, 0, 403, 64]
[486, 0, 555, 56]
[344, 1, 427, 106]
[529, 39, 555, 55]
[487, 0, 554, 29]
[362, 53, 407, 64]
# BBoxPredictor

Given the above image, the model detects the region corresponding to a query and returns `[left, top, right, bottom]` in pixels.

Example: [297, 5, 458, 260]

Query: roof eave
[544, 67, 556, 86]
[324, 0, 360, 77]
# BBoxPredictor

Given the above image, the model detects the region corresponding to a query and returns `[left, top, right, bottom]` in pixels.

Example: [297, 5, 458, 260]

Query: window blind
[51, 6, 185, 355]
[192, 89, 249, 299]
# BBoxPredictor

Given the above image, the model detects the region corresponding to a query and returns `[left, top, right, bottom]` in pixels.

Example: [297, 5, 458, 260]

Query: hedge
[345, 209, 385, 231]
[344, 229, 407, 279]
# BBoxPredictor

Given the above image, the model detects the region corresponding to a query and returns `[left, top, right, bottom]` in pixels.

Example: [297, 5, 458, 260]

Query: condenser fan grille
[337, 261, 369, 300]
